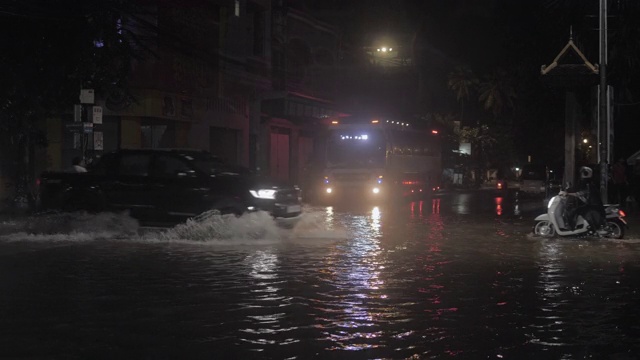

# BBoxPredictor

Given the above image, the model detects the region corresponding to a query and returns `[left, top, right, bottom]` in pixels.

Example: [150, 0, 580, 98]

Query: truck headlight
[249, 189, 277, 199]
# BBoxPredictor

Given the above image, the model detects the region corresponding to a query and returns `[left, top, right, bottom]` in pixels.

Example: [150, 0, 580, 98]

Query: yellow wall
[121, 117, 141, 148]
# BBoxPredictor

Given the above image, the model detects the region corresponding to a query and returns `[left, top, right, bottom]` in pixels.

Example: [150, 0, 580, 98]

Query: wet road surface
[1, 190, 640, 359]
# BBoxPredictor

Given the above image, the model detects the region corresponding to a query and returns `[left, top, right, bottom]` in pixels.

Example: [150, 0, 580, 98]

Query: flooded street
[1, 191, 640, 359]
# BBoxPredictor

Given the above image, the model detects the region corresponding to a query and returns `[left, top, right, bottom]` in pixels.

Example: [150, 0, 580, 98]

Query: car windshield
[326, 129, 385, 168]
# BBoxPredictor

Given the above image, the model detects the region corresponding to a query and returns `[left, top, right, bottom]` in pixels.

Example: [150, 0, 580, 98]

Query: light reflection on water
[0, 196, 640, 358]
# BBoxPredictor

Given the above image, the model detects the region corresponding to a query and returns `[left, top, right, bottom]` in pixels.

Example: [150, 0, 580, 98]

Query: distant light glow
[340, 134, 368, 140]
[326, 188, 332, 194]
[372, 187, 380, 194]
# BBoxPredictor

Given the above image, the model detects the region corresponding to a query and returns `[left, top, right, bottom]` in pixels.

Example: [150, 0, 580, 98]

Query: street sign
[65, 123, 93, 133]
[80, 89, 94, 104]
[66, 123, 83, 132]
[93, 131, 104, 150]
[92, 106, 103, 124]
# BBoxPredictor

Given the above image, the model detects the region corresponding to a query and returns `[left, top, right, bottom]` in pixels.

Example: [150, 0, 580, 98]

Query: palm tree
[447, 65, 478, 123]
[478, 68, 517, 120]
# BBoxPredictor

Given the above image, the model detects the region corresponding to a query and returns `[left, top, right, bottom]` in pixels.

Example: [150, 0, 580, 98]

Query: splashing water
[0, 207, 348, 244]
[0, 211, 139, 242]
[156, 210, 283, 242]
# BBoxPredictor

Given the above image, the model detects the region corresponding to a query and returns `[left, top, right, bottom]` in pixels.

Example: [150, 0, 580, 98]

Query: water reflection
[495, 196, 503, 216]
[326, 206, 334, 229]
[240, 250, 294, 348]
[533, 240, 585, 348]
[410, 199, 440, 219]
[452, 193, 471, 214]
[319, 206, 388, 353]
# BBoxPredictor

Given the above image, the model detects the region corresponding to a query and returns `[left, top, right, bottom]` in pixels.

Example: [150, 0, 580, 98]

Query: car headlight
[249, 189, 277, 199]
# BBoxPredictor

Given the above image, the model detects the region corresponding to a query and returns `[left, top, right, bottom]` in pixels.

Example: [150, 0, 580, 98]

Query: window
[153, 155, 194, 178]
[119, 154, 150, 176]
[252, 10, 265, 55]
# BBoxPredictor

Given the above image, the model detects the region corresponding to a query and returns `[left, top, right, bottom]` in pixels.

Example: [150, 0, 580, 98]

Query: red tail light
[619, 209, 626, 217]
[402, 180, 422, 185]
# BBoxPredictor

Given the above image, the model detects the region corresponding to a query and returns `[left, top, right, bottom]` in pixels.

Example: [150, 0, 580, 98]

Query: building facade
[33, 0, 344, 190]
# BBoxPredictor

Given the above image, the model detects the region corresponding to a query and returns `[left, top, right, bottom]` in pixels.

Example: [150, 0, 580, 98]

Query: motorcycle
[533, 192, 627, 239]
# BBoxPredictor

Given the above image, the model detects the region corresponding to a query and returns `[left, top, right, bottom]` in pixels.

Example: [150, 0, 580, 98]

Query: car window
[88, 153, 116, 176]
[119, 154, 151, 176]
[190, 156, 235, 175]
[153, 155, 195, 178]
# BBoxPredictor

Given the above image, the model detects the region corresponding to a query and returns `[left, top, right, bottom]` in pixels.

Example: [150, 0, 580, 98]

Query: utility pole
[598, 0, 608, 203]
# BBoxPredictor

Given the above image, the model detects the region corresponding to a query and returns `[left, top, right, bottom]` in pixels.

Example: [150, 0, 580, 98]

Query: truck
[307, 117, 442, 203]
[36, 149, 302, 226]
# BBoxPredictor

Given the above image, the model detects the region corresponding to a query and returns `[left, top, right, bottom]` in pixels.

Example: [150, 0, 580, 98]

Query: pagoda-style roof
[541, 36, 599, 87]
[541, 39, 598, 75]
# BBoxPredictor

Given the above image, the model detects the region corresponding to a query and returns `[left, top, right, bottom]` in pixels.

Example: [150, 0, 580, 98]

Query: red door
[270, 130, 289, 183]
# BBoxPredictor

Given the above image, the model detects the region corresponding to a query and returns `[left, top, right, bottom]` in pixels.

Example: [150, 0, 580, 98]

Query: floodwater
[1, 191, 640, 359]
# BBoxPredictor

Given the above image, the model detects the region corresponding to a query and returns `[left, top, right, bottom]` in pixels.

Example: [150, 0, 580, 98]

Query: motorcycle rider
[561, 166, 608, 235]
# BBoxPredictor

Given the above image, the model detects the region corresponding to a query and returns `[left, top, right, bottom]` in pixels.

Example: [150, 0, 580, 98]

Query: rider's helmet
[580, 166, 593, 179]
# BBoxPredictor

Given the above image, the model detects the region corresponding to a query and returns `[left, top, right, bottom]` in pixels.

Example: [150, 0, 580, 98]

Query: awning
[261, 91, 348, 122]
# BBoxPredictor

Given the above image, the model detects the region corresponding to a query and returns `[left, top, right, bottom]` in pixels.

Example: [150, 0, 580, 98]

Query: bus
[308, 117, 441, 203]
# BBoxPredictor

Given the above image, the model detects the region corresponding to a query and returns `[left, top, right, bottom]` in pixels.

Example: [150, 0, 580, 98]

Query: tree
[477, 68, 517, 121]
[458, 124, 498, 186]
[0, 0, 154, 209]
[447, 65, 478, 124]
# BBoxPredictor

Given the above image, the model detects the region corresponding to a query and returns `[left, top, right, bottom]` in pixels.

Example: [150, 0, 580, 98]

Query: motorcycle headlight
[249, 189, 277, 199]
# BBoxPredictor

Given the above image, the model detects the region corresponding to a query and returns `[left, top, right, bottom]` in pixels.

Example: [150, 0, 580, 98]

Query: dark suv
[37, 149, 302, 226]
